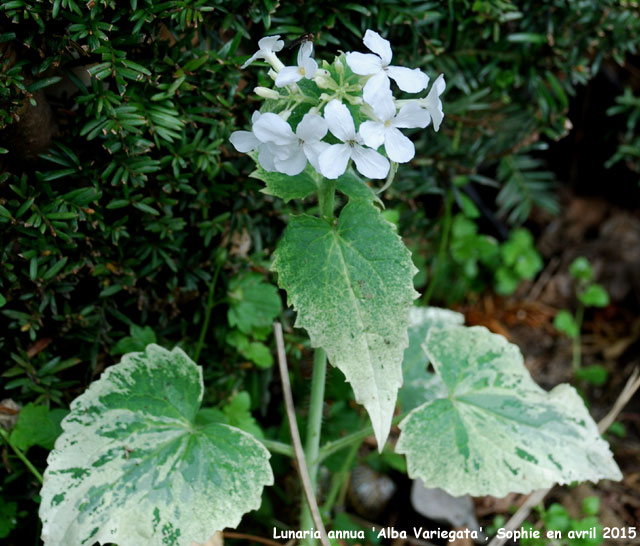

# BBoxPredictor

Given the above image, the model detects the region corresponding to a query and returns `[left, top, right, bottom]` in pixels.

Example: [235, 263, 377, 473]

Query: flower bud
[312, 69, 336, 89]
[254, 86, 281, 100]
[278, 110, 292, 121]
[344, 94, 363, 106]
[334, 59, 345, 76]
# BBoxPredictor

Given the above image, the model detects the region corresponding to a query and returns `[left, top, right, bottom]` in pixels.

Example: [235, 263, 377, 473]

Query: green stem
[194, 259, 223, 362]
[0, 428, 43, 484]
[300, 348, 327, 545]
[260, 438, 295, 458]
[320, 426, 362, 519]
[317, 179, 336, 220]
[423, 188, 453, 305]
[572, 304, 584, 372]
[316, 412, 406, 464]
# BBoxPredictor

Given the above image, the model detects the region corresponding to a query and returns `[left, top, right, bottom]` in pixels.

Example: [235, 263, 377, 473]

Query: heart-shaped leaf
[396, 326, 621, 497]
[40, 344, 273, 546]
[273, 199, 418, 447]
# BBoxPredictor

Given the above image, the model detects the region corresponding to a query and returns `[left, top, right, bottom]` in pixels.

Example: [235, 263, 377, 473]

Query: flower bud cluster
[230, 30, 445, 181]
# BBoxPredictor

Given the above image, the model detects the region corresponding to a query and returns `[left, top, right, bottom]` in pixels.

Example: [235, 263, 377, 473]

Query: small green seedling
[520, 496, 603, 546]
[553, 257, 610, 381]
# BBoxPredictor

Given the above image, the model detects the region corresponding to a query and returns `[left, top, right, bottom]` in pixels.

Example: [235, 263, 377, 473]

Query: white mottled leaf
[272, 199, 418, 448]
[399, 307, 464, 412]
[396, 326, 621, 497]
[40, 344, 273, 546]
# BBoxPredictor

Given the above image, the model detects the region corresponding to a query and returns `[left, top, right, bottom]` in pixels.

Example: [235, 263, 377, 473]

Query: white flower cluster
[230, 30, 445, 181]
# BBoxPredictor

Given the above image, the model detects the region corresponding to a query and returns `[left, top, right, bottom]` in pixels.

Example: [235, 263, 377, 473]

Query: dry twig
[274, 322, 330, 546]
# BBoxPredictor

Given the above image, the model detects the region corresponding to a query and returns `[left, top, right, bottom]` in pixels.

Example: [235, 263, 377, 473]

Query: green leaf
[396, 326, 621, 497]
[581, 496, 600, 517]
[543, 503, 571, 532]
[569, 257, 593, 282]
[0, 294, 5, 308]
[222, 392, 264, 439]
[335, 169, 383, 206]
[226, 330, 273, 368]
[39, 345, 273, 546]
[458, 193, 480, 219]
[243, 341, 273, 368]
[578, 284, 609, 307]
[507, 32, 546, 44]
[272, 199, 418, 447]
[10, 403, 68, 451]
[575, 364, 608, 386]
[398, 306, 464, 413]
[227, 273, 281, 334]
[494, 266, 520, 295]
[553, 310, 579, 338]
[111, 324, 157, 356]
[0, 498, 17, 539]
[252, 163, 318, 203]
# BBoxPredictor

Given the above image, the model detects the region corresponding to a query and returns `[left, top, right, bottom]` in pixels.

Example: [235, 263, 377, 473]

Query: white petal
[324, 100, 356, 143]
[275, 66, 303, 87]
[301, 57, 317, 78]
[253, 112, 296, 145]
[275, 148, 307, 175]
[258, 143, 277, 171]
[297, 41, 313, 65]
[359, 120, 385, 149]
[425, 74, 445, 131]
[296, 113, 327, 141]
[370, 91, 396, 122]
[363, 30, 393, 66]
[384, 127, 415, 163]
[363, 71, 391, 106]
[251, 111, 262, 123]
[258, 35, 284, 53]
[319, 144, 351, 179]
[345, 52, 383, 76]
[433, 73, 446, 94]
[386, 65, 429, 93]
[303, 141, 330, 172]
[241, 52, 261, 69]
[229, 130, 259, 153]
[351, 145, 390, 179]
[393, 102, 430, 129]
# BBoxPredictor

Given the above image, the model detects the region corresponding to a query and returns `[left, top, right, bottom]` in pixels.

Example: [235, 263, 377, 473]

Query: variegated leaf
[40, 344, 273, 546]
[272, 199, 418, 448]
[396, 326, 621, 497]
[398, 307, 464, 412]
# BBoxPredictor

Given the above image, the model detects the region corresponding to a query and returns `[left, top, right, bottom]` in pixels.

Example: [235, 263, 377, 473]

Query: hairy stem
[300, 348, 328, 544]
[316, 412, 406, 464]
[317, 179, 336, 221]
[320, 426, 363, 518]
[260, 438, 294, 458]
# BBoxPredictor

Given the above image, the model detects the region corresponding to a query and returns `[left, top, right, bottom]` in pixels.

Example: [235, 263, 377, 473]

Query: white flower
[229, 112, 288, 172]
[253, 112, 328, 175]
[241, 35, 285, 71]
[359, 95, 430, 163]
[318, 100, 390, 180]
[346, 30, 429, 105]
[275, 42, 318, 87]
[420, 74, 446, 132]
